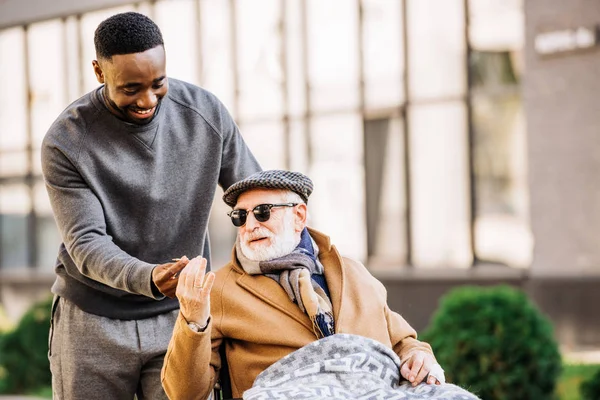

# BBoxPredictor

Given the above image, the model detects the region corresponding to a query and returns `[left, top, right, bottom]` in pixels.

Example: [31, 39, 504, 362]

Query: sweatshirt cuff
[128, 260, 164, 299]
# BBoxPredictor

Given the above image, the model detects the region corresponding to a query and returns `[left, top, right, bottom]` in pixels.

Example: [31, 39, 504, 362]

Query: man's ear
[294, 203, 308, 233]
[92, 60, 105, 84]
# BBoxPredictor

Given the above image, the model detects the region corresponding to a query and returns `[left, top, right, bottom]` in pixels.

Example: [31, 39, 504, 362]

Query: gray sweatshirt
[41, 78, 261, 319]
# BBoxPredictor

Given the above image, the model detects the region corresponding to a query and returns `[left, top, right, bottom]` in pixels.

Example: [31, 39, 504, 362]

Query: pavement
[0, 397, 47, 399]
[564, 349, 600, 364]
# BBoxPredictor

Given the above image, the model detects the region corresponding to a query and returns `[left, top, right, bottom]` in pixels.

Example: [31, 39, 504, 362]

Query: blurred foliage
[421, 285, 562, 400]
[0, 295, 53, 394]
[580, 366, 600, 400]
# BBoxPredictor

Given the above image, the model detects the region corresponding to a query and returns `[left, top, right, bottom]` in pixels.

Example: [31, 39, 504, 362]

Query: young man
[162, 170, 478, 400]
[42, 12, 260, 400]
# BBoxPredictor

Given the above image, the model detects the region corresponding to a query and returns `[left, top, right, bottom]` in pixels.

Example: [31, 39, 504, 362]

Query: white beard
[240, 221, 300, 262]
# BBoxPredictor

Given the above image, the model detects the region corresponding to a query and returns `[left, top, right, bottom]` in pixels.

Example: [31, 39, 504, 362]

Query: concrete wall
[0, 270, 54, 322]
[524, 0, 600, 277]
[1, 266, 599, 350]
[377, 269, 600, 351]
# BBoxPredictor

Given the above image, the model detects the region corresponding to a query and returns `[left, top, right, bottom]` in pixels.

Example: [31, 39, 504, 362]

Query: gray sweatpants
[49, 296, 178, 400]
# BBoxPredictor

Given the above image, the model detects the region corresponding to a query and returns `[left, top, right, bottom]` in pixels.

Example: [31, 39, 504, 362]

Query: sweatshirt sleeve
[41, 137, 159, 298]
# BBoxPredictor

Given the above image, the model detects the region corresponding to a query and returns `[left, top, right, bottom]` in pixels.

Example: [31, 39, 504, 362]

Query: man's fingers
[400, 361, 412, 381]
[408, 355, 424, 383]
[192, 257, 207, 288]
[169, 256, 189, 278]
[200, 272, 215, 294]
[414, 362, 430, 385]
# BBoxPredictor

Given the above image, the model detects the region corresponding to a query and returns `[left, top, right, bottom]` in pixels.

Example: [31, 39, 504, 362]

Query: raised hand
[176, 256, 215, 327]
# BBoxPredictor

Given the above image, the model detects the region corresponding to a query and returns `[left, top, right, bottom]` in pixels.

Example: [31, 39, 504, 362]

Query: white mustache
[243, 228, 273, 243]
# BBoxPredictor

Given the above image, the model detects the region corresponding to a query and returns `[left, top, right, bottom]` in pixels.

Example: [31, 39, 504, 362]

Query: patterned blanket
[243, 334, 479, 400]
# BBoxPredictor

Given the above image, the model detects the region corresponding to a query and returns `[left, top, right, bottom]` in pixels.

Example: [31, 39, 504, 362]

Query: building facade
[0, 0, 597, 350]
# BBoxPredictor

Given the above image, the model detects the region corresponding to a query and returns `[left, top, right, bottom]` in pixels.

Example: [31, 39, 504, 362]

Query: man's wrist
[187, 317, 210, 333]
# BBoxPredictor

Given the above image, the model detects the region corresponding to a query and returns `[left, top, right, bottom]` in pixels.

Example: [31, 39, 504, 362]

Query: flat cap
[223, 170, 314, 207]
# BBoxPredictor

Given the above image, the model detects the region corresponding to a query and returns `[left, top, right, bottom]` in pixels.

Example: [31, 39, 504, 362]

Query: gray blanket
[243, 334, 479, 400]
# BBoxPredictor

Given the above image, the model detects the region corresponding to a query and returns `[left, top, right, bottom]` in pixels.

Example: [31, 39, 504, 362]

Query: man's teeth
[134, 108, 153, 114]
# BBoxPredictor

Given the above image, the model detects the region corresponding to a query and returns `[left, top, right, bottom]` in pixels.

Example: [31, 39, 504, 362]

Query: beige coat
[161, 228, 433, 399]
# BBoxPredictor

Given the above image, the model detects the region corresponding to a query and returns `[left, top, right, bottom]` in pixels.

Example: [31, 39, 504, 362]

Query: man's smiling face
[92, 45, 168, 125]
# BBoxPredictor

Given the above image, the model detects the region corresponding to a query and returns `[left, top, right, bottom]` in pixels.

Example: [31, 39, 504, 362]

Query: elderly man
[162, 170, 477, 400]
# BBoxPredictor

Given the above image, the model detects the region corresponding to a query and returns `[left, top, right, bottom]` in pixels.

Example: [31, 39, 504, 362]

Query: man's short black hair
[94, 12, 164, 59]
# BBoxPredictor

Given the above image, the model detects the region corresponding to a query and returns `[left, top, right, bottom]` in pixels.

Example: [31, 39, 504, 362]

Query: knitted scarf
[235, 228, 335, 338]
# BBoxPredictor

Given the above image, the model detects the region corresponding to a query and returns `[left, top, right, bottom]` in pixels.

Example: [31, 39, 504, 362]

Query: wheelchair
[212, 344, 237, 400]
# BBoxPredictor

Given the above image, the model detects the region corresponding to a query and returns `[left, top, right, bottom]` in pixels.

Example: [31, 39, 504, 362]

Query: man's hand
[152, 256, 190, 298]
[176, 256, 215, 327]
[400, 350, 443, 386]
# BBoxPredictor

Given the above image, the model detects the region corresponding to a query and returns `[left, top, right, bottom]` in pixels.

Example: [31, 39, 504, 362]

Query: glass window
[28, 19, 67, 150]
[36, 215, 61, 270]
[0, 151, 28, 177]
[470, 50, 531, 268]
[208, 185, 236, 270]
[288, 118, 308, 173]
[236, 0, 284, 121]
[284, 0, 306, 118]
[362, 0, 404, 110]
[469, 0, 523, 51]
[64, 16, 84, 102]
[0, 183, 31, 269]
[238, 120, 286, 170]
[34, 182, 61, 270]
[468, 0, 530, 268]
[364, 117, 408, 269]
[0, 27, 27, 154]
[307, 0, 359, 111]
[309, 113, 366, 262]
[198, 0, 235, 114]
[154, 0, 199, 84]
[409, 101, 472, 268]
[407, 0, 466, 101]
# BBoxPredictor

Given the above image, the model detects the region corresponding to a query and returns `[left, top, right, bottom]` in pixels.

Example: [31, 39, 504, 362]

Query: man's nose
[244, 211, 261, 230]
[137, 90, 157, 109]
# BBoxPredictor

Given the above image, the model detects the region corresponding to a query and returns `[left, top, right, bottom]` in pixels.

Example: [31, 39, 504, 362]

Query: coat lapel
[236, 270, 314, 330]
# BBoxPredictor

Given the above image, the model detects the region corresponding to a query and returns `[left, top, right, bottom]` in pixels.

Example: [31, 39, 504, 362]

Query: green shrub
[421, 285, 562, 400]
[0, 296, 53, 394]
[581, 366, 600, 400]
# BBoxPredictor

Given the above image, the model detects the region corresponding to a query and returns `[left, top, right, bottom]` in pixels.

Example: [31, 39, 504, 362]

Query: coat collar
[228, 227, 345, 327]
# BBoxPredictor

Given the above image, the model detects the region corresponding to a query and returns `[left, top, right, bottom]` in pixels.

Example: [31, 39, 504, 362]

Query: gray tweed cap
[223, 170, 314, 207]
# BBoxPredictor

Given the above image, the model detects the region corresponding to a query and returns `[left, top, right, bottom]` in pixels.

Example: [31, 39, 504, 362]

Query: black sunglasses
[227, 203, 298, 227]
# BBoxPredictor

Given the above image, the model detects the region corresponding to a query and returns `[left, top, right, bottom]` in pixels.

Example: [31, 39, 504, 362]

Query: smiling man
[161, 170, 478, 400]
[41, 12, 260, 400]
